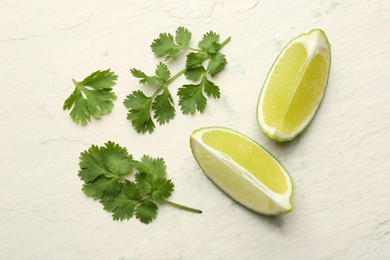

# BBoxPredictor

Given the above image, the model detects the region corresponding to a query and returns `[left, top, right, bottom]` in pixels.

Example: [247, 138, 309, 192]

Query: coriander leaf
[79, 142, 132, 183]
[133, 155, 167, 179]
[175, 26, 192, 47]
[134, 172, 173, 202]
[151, 32, 175, 56]
[82, 176, 122, 200]
[151, 32, 181, 60]
[101, 181, 141, 221]
[124, 90, 155, 133]
[63, 69, 117, 125]
[85, 89, 117, 119]
[130, 68, 159, 85]
[135, 172, 153, 194]
[151, 178, 174, 202]
[63, 91, 90, 126]
[203, 77, 221, 98]
[136, 200, 158, 224]
[198, 31, 220, 54]
[177, 84, 207, 115]
[123, 90, 150, 110]
[186, 52, 207, 68]
[207, 53, 227, 77]
[155, 62, 170, 83]
[185, 66, 206, 81]
[166, 49, 181, 61]
[81, 70, 118, 89]
[152, 89, 175, 125]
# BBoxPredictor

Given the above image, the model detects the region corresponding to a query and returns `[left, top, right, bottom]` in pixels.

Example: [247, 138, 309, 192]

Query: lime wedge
[190, 126, 293, 215]
[257, 29, 331, 141]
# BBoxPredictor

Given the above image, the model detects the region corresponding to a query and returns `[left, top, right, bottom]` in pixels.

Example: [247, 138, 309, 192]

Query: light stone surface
[1, 0, 390, 259]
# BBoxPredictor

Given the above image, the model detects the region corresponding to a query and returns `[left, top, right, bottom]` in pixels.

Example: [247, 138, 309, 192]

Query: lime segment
[258, 29, 331, 141]
[190, 126, 293, 215]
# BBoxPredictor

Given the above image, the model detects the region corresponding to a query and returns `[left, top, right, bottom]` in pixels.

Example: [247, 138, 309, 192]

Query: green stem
[166, 68, 187, 85]
[187, 47, 206, 53]
[219, 36, 231, 49]
[186, 36, 231, 53]
[151, 68, 187, 99]
[163, 199, 202, 214]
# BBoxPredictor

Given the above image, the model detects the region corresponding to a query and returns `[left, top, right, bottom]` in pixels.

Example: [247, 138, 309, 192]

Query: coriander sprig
[124, 27, 231, 133]
[63, 69, 118, 125]
[78, 141, 201, 224]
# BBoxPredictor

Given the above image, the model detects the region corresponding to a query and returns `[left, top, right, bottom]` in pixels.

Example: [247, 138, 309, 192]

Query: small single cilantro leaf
[186, 52, 207, 68]
[198, 31, 220, 54]
[151, 32, 176, 56]
[63, 91, 91, 126]
[130, 68, 159, 85]
[101, 181, 140, 221]
[85, 89, 117, 119]
[151, 33, 182, 60]
[124, 90, 155, 133]
[79, 142, 132, 183]
[152, 178, 174, 202]
[123, 90, 150, 110]
[133, 155, 167, 179]
[155, 62, 170, 83]
[203, 77, 221, 98]
[82, 176, 122, 200]
[63, 69, 117, 125]
[152, 89, 175, 125]
[177, 84, 207, 115]
[135, 172, 153, 194]
[136, 200, 158, 224]
[175, 26, 192, 47]
[185, 66, 206, 81]
[207, 53, 227, 77]
[81, 70, 118, 89]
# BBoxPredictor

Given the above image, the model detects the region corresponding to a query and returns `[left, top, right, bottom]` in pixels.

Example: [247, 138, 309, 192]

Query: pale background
[1, 0, 390, 259]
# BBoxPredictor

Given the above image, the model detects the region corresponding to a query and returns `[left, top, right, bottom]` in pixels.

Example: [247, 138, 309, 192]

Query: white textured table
[1, 1, 390, 259]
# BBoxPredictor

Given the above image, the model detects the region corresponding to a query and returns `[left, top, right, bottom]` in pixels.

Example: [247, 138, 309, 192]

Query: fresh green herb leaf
[101, 181, 140, 221]
[151, 178, 174, 202]
[127, 27, 230, 133]
[63, 69, 118, 125]
[130, 68, 159, 85]
[136, 201, 158, 224]
[177, 84, 207, 115]
[78, 142, 202, 224]
[155, 62, 170, 83]
[82, 176, 122, 200]
[185, 66, 206, 81]
[186, 52, 207, 68]
[175, 26, 192, 47]
[207, 53, 227, 77]
[198, 31, 221, 54]
[151, 32, 176, 56]
[78, 141, 132, 183]
[152, 89, 175, 125]
[123, 90, 155, 133]
[203, 77, 221, 98]
[133, 155, 167, 179]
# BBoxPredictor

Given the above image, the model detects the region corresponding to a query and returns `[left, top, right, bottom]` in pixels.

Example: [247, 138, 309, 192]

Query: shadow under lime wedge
[257, 29, 331, 142]
[190, 126, 293, 216]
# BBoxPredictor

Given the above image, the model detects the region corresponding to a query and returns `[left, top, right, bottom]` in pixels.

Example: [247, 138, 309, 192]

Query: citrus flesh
[257, 29, 331, 141]
[190, 126, 293, 215]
